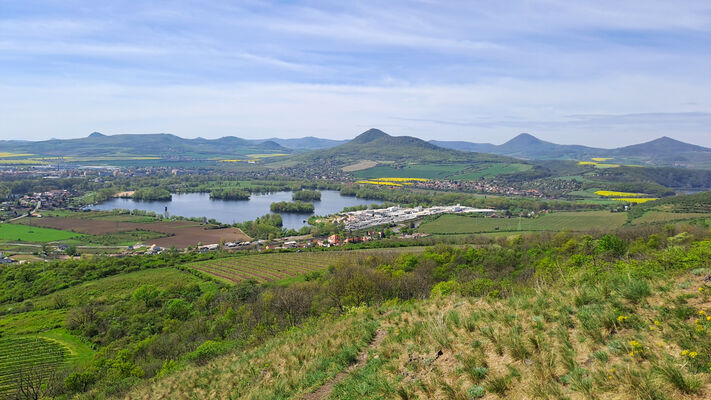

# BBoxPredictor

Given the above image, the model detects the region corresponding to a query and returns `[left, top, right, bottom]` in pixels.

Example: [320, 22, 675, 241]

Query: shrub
[186, 340, 226, 365]
[598, 234, 626, 257]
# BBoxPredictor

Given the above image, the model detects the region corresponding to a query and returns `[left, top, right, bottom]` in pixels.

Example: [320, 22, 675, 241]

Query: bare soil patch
[342, 160, 377, 172]
[23, 217, 250, 248]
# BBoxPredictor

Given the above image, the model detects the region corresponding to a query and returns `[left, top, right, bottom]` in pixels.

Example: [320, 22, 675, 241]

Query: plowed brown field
[23, 217, 250, 248]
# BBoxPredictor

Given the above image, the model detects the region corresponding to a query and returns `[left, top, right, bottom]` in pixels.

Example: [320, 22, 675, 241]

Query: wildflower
[629, 340, 641, 348]
[654, 320, 660, 326]
[682, 350, 690, 356]
[707, 316, 711, 321]
[657, 341, 664, 347]
[699, 310, 706, 315]
[700, 287, 705, 292]
[629, 351, 635, 357]
[697, 324, 705, 332]
[690, 352, 699, 358]
[649, 325, 655, 331]
[695, 319, 699, 324]
[617, 315, 628, 322]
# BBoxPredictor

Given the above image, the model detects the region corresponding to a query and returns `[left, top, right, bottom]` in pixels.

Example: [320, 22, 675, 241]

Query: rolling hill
[256, 136, 349, 150]
[432, 134, 711, 168]
[294, 128, 515, 165]
[0, 132, 291, 158]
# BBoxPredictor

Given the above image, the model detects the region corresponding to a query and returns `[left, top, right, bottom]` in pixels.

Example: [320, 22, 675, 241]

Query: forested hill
[432, 133, 711, 169]
[293, 128, 517, 165]
[0, 132, 291, 158]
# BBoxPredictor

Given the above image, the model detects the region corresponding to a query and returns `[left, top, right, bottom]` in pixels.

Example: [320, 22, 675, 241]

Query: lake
[90, 190, 383, 230]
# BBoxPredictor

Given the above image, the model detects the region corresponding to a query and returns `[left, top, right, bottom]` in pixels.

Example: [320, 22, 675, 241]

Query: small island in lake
[292, 190, 321, 201]
[270, 200, 315, 213]
[132, 187, 172, 201]
[209, 188, 250, 200]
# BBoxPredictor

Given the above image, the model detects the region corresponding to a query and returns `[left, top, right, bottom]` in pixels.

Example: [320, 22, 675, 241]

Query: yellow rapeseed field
[578, 161, 620, 168]
[612, 197, 658, 204]
[0, 152, 34, 158]
[595, 190, 646, 197]
[356, 180, 402, 186]
[375, 177, 429, 182]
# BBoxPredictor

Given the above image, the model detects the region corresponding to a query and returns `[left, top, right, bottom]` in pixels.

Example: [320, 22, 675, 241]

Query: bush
[186, 340, 226, 365]
[598, 234, 626, 257]
[65, 371, 96, 393]
[431, 280, 457, 297]
[165, 298, 193, 320]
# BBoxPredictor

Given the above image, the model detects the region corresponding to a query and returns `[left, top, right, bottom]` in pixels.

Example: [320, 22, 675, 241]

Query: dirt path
[300, 329, 386, 400]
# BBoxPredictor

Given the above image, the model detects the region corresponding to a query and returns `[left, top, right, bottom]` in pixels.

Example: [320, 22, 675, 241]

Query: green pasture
[417, 211, 627, 234]
[0, 223, 82, 243]
[0, 309, 65, 335]
[352, 164, 468, 179]
[631, 211, 711, 225]
[449, 163, 532, 180]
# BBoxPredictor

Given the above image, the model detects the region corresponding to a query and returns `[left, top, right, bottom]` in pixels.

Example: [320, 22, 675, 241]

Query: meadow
[449, 163, 532, 180]
[417, 211, 627, 235]
[352, 164, 469, 179]
[0, 223, 82, 243]
[631, 211, 711, 225]
[352, 162, 532, 180]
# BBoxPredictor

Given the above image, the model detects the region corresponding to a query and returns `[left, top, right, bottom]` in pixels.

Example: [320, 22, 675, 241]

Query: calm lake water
[91, 190, 383, 230]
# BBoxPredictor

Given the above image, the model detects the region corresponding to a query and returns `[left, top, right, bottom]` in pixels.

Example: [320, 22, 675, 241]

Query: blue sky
[1, 0, 710, 147]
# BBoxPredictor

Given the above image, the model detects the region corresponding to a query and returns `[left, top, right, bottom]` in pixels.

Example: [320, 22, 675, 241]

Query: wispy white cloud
[0, 0, 709, 145]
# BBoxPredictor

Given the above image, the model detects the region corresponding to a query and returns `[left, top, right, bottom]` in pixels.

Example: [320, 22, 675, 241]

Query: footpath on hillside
[300, 329, 386, 400]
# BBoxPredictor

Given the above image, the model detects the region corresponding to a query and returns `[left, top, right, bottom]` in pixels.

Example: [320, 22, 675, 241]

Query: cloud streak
[0, 0, 709, 146]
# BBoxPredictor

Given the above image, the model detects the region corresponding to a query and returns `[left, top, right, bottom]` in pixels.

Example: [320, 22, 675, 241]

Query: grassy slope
[131, 241, 711, 399]
[418, 211, 627, 235]
[125, 311, 379, 400]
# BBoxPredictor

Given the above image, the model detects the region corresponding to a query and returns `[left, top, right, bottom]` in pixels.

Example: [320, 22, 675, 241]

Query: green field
[188, 247, 428, 284]
[351, 162, 531, 180]
[417, 211, 627, 234]
[631, 211, 711, 225]
[352, 164, 468, 179]
[449, 163, 532, 180]
[0, 223, 82, 243]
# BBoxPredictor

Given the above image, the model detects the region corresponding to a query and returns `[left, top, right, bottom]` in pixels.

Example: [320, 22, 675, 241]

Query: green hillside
[0, 132, 291, 158]
[295, 129, 516, 165]
[124, 230, 711, 399]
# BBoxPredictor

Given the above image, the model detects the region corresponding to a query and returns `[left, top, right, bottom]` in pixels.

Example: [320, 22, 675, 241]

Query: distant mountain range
[431, 133, 711, 168]
[0, 132, 291, 158]
[2, 130, 709, 169]
[255, 137, 348, 150]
